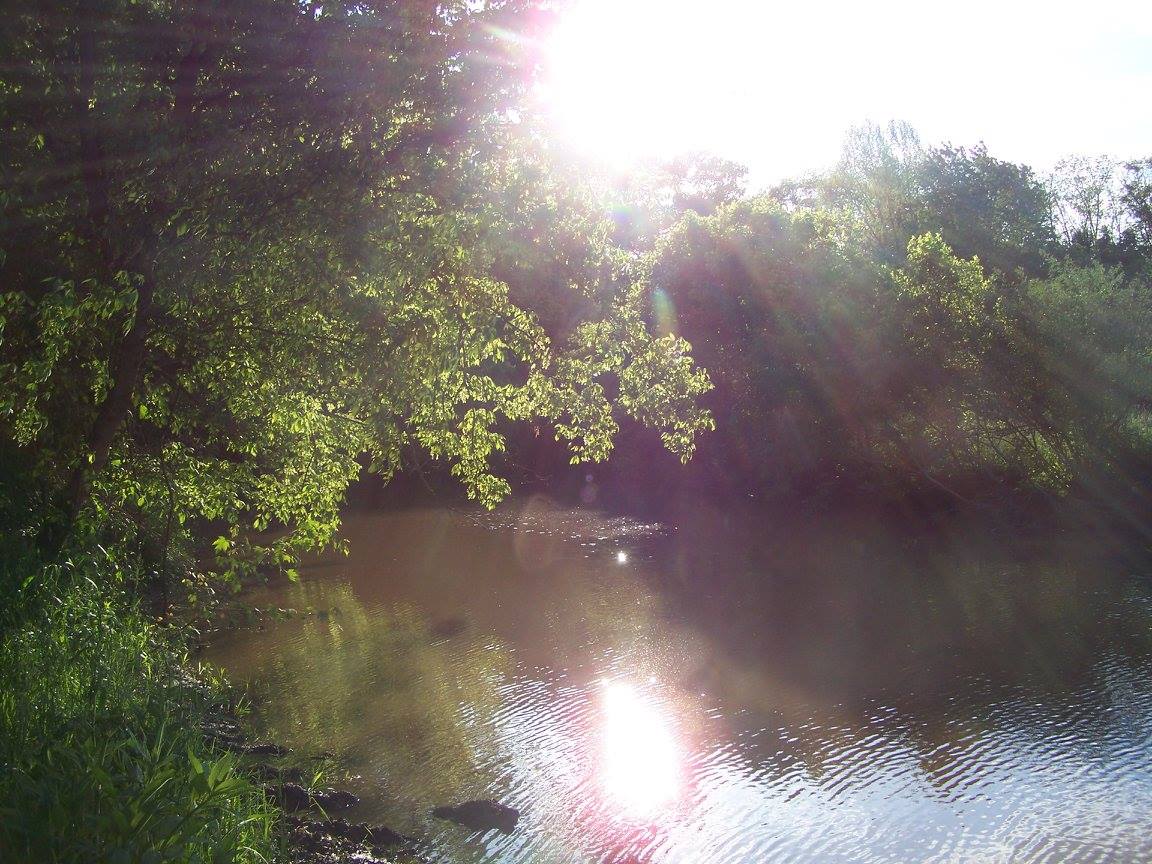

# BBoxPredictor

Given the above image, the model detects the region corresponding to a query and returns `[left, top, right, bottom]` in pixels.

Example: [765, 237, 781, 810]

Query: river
[203, 497, 1152, 863]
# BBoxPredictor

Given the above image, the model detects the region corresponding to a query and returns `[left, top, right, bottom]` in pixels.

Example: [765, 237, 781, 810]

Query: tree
[781, 125, 1056, 282]
[1049, 155, 1127, 248]
[1119, 158, 1152, 270]
[0, 0, 712, 577]
[915, 143, 1055, 280]
[1022, 261, 1152, 475]
[820, 120, 925, 262]
[888, 233, 1057, 487]
[664, 153, 748, 216]
[650, 198, 893, 493]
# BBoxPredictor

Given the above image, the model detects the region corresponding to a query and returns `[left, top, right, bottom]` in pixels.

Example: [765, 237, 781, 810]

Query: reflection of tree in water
[223, 579, 512, 825]
[662, 506, 1152, 703]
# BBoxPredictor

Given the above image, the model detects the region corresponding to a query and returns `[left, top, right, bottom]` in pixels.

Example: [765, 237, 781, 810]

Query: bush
[0, 558, 276, 863]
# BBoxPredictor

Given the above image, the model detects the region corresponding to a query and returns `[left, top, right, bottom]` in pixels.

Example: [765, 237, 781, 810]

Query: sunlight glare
[599, 680, 682, 818]
[541, 0, 729, 166]
[539, 0, 1152, 183]
[538, 0, 858, 174]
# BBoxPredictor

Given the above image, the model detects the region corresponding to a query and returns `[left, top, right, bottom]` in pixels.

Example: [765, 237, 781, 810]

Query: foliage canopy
[0, 0, 713, 577]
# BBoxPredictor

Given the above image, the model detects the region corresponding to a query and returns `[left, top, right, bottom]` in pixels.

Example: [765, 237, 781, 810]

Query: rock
[245, 742, 291, 756]
[268, 783, 359, 813]
[313, 818, 408, 847]
[201, 717, 246, 750]
[269, 782, 312, 812]
[432, 799, 519, 834]
[288, 822, 335, 854]
[365, 823, 408, 847]
[429, 616, 468, 640]
[311, 788, 359, 811]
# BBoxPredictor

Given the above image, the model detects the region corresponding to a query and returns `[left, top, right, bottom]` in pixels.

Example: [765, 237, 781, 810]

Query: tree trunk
[41, 276, 155, 559]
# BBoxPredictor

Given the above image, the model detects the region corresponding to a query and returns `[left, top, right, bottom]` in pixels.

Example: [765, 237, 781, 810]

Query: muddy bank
[205, 708, 519, 863]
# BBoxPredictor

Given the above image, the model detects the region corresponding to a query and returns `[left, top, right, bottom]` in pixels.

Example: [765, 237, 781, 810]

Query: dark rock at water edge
[271, 783, 312, 812]
[268, 782, 360, 813]
[433, 799, 519, 834]
[201, 716, 245, 749]
[286, 816, 411, 864]
[199, 708, 398, 860]
[317, 817, 408, 846]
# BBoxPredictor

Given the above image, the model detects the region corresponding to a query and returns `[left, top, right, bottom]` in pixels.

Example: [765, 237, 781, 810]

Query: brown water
[203, 498, 1152, 863]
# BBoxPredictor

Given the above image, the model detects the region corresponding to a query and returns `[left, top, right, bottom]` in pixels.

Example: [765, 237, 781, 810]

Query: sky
[536, 0, 1152, 188]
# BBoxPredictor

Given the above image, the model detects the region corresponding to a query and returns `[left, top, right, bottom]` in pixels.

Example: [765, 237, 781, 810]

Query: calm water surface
[204, 498, 1152, 863]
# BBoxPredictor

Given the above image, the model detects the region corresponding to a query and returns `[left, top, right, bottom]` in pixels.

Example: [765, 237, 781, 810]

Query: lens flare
[651, 288, 678, 337]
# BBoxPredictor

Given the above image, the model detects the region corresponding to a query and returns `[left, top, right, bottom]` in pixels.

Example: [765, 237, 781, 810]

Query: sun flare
[541, 0, 723, 165]
[537, 0, 859, 177]
[599, 680, 683, 818]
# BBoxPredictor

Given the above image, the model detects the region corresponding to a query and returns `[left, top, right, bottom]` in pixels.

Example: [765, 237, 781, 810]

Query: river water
[203, 497, 1152, 863]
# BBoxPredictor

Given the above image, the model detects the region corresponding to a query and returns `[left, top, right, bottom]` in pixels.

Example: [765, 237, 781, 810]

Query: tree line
[565, 126, 1152, 514]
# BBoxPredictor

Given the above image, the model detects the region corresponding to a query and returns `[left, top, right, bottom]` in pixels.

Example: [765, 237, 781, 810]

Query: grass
[0, 554, 278, 863]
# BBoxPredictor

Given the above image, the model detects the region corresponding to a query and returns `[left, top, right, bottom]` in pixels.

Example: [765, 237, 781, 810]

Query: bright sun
[537, 0, 856, 178]
[541, 0, 729, 166]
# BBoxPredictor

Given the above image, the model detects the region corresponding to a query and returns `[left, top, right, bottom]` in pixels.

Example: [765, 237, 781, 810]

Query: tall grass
[0, 556, 277, 863]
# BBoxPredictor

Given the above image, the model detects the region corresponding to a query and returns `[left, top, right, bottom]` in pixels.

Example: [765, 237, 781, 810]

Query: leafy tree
[663, 153, 749, 216]
[1115, 158, 1152, 274]
[817, 120, 926, 262]
[1044, 155, 1152, 272]
[915, 143, 1055, 280]
[650, 198, 894, 493]
[585, 152, 752, 252]
[1022, 262, 1152, 476]
[0, 0, 712, 580]
[1049, 155, 1128, 248]
[646, 191, 1135, 500]
[888, 233, 1065, 488]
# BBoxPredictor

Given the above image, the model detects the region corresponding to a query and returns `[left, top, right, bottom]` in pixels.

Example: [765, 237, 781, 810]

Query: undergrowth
[0, 554, 278, 863]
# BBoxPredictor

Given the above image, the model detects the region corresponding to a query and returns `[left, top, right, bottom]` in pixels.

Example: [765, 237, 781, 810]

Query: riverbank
[0, 551, 411, 863]
[0, 548, 493, 863]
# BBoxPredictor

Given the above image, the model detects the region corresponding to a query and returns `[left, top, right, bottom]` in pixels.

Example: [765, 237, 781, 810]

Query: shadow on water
[203, 497, 1152, 863]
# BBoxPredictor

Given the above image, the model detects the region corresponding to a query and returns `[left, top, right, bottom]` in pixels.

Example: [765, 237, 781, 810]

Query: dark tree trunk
[41, 276, 155, 559]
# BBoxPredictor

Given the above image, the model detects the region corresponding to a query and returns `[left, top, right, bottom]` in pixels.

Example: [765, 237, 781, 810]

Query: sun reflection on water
[599, 680, 682, 819]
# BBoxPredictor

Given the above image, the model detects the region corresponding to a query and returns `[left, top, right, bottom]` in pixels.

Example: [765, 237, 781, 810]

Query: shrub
[0, 558, 275, 863]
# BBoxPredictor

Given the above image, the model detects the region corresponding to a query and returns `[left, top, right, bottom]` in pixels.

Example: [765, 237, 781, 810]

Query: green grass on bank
[0, 555, 277, 863]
